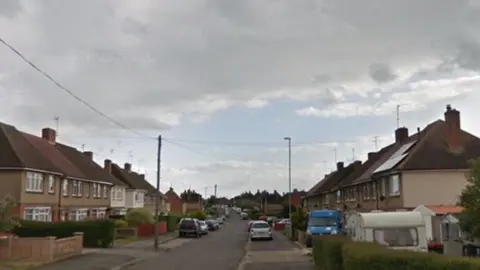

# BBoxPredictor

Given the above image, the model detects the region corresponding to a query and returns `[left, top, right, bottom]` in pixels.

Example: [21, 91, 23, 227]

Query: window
[103, 185, 108, 198]
[72, 180, 79, 196]
[24, 207, 51, 222]
[97, 184, 102, 198]
[78, 181, 83, 196]
[389, 175, 400, 196]
[373, 228, 418, 247]
[26, 172, 44, 192]
[91, 208, 106, 218]
[62, 180, 68, 196]
[363, 185, 369, 200]
[115, 188, 123, 200]
[48, 175, 55, 193]
[380, 178, 387, 196]
[336, 190, 341, 203]
[69, 209, 88, 221]
[324, 194, 329, 204]
[93, 183, 98, 198]
[371, 182, 376, 199]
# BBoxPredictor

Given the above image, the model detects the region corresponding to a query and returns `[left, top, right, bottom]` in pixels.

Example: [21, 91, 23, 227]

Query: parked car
[198, 220, 209, 235]
[247, 220, 256, 232]
[178, 218, 202, 238]
[217, 217, 224, 225]
[206, 219, 219, 231]
[250, 221, 273, 241]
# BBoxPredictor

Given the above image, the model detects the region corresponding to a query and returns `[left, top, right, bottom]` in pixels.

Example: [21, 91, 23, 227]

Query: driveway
[241, 231, 315, 270]
[124, 216, 248, 270]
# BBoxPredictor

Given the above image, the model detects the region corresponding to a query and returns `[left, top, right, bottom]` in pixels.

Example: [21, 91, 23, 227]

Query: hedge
[157, 215, 182, 232]
[12, 219, 115, 248]
[312, 236, 480, 270]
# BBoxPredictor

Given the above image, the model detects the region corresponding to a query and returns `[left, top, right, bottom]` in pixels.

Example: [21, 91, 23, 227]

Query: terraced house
[107, 160, 166, 215]
[0, 124, 126, 221]
[304, 105, 480, 212]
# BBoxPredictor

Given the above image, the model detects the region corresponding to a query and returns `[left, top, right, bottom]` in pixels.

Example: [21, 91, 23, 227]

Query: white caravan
[347, 211, 427, 252]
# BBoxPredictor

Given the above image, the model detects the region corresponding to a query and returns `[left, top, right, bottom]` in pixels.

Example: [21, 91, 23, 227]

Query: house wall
[125, 190, 145, 208]
[110, 186, 126, 208]
[402, 170, 467, 208]
[0, 171, 26, 202]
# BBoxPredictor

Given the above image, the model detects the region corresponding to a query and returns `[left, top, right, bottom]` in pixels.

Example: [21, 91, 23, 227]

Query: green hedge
[312, 236, 480, 270]
[156, 215, 182, 232]
[12, 219, 115, 248]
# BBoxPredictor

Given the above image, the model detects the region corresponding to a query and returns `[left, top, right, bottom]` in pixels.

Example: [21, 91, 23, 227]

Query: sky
[1, 0, 480, 198]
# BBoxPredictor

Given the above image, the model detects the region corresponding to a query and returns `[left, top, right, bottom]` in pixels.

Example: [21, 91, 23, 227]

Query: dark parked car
[178, 218, 201, 238]
[206, 219, 219, 231]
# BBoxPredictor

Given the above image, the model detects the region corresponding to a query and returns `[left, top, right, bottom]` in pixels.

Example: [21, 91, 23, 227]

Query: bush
[125, 208, 154, 226]
[189, 210, 207, 220]
[312, 236, 351, 270]
[340, 241, 480, 270]
[114, 219, 128, 228]
[13, 219, 115, 248]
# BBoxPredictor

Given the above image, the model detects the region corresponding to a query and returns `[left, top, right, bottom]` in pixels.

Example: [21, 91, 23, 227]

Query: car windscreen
[180, 220, 195, 227]
[308, 217, 337, 227]
[252, 222, 270, 228]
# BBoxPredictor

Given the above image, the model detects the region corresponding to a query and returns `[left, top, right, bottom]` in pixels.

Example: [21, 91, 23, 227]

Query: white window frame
[93, 183, 98, 198]
[103, 185, 108, 198]
[62, 179, 69, 196]
[48, 175, 55, 194]
[69, 208, 88, 221]
[78, 181, 83, 196]
[24, 207, 52, 222]
[72, 180, 78, 196]
[26, 172, 44, 192]
[336, 190, 341, 203]
[389, 174, 401, 196]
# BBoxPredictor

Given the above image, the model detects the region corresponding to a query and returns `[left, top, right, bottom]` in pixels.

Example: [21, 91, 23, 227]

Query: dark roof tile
[111, 163, 161, 196]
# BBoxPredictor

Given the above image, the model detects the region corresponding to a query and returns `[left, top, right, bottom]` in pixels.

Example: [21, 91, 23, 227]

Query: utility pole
[154, 135, 162, 251]
[204, 187, 208, 201]
[284, 137, 292, 239]
[214, 184, 217, 199]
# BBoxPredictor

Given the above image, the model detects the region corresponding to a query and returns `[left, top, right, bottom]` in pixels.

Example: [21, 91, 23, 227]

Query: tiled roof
[318, 162, 358, 193]
[54, 144, 125, 186]
[305, 172, 334, 197]
[111, 163, 161, 196]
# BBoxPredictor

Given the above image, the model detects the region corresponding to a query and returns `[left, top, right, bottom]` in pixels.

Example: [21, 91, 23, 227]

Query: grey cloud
[0, 0, 22, 18]
[1, 0, 480, 133]
[368, 63, 397, 83]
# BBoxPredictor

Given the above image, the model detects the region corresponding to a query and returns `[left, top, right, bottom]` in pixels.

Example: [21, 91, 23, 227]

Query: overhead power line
[0, 37, 153, 139]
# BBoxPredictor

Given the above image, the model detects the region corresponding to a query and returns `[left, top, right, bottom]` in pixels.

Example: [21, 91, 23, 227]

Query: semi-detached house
[304, 105, 480, 213]
[107, 160, 166, 215]
[0, 124, 126, 221]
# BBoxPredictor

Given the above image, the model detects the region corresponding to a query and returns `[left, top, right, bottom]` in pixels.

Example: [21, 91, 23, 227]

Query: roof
[426, 205, 463, 215]
[316, 162, 359, 194]
[54, 144, 125, 186]
[111, 163, 161, 195]
[305, 172, 334, 197]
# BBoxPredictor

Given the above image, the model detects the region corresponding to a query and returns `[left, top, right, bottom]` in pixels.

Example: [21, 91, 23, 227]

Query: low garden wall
[0, 232, 83, 265]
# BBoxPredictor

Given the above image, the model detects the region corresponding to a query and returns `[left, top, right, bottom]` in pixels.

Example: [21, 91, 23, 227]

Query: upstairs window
[26, 172, 44, 192]
[389, 175, 401, 196]
[48, 175, 55, 193]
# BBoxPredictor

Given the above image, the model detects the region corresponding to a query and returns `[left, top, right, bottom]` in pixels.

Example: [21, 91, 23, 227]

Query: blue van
[305, 210, 342, 247]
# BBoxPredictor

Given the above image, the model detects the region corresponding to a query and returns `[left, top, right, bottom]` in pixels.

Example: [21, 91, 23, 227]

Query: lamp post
[284, 137, 292, 238]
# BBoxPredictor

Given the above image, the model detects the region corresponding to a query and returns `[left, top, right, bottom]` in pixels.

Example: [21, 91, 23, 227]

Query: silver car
[198, 220, 208, 235]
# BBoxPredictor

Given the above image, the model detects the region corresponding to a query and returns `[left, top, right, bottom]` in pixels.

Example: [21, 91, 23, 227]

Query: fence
[137, 222, 167, 237]
[0, 232, 83, 264]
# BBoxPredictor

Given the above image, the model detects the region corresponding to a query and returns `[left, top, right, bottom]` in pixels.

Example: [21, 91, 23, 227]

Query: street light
[284, 137, 292, 239]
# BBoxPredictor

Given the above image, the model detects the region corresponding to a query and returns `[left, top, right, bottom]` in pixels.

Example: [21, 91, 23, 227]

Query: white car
[249, 221, 273, 241]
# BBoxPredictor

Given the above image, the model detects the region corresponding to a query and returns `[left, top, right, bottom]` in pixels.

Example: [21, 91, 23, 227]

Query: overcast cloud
[1, 0, 480, 197]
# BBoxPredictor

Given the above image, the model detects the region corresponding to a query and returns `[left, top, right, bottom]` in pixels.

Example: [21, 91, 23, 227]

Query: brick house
[165, 188, 183, 214]
[106, 160, 166, 215]
[0, 124, 125, 222]
[308, 105, 480, 212]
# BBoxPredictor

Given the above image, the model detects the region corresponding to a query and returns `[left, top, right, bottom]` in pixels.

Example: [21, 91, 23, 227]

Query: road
[125, 215, 314, 270]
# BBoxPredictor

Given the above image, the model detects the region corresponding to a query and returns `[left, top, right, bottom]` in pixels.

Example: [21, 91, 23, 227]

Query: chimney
[140, 174, 145, 178]
[104, 159, 112, 173]
[124, 163, 132, 172]
[353, 160, 362, 168]
[336, 162, 344, 170]
[367, 152, 377, 160]
[395, 127, 409, 143]
[83, 151, 93, 160]
[41, 128, 56, 144]
[444, 104, 461, 149]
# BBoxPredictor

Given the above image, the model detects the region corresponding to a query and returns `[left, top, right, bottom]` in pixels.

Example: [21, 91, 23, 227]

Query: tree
[0, 195, 17, 232]
[125, 208, 154, 226]
[281, 204, 297, 219]
[459, 158, 480, 239]
[189, 210, 207, 220]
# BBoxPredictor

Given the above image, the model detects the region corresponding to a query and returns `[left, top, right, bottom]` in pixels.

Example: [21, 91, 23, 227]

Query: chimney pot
[336, 162, 344, 170]
[83, 151, 93, 160]
[395, 127, 409, 143]
[444, 104, 461, 149]
[104, 159, 112, 173]
[367, 152, 376, 160]
[124, 163, 132, 172]
[41, 128, 56, 144]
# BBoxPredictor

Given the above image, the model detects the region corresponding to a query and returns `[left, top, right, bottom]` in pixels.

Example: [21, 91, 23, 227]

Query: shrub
[0, 195, 18, 232]
[312, 236, 351, 270]
[114, 219, 128, 228]
[13, 219, 115, 248]
[341, 241, 480, 270]
[189, 210, 207, 220]
[125, 208, 154, 226]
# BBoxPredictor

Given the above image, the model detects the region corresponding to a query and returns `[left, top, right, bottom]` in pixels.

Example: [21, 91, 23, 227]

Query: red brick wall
[137, 222, 167, 237]
[166, 191, 183, 214]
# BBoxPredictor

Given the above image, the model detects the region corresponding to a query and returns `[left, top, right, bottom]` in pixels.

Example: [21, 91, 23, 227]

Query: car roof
[252, 220, 268, 224]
